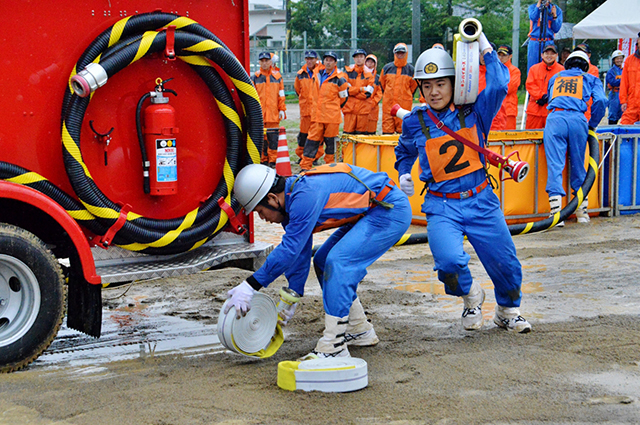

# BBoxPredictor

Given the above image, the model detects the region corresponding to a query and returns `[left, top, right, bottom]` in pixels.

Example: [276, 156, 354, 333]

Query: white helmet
[564, 50, 590, 72]
[611, 50, 624, 62]
[234, 164, 276, 213]
[414, 48, 455, 80]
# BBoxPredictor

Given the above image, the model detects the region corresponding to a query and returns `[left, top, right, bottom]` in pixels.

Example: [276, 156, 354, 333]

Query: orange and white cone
[275, 127, 292, 176]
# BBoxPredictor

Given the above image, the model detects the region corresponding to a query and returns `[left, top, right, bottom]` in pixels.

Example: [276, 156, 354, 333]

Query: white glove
[224, 281, 255, 319]
[278, 110, 286, 120]
[478, 33, 492, 54]
[399, 173, 414, 197]
[277, 302, 298, 326]
[363, 85, 374, 95]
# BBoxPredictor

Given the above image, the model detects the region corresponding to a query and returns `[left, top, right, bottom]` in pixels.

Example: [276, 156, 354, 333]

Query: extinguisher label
[156, 138, 177, 182]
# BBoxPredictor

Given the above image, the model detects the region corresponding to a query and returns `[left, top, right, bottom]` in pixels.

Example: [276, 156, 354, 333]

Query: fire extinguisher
[136, 78, 179, 195]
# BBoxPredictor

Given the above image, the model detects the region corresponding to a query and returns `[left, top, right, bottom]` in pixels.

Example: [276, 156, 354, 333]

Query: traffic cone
[275, 127, 292, 176]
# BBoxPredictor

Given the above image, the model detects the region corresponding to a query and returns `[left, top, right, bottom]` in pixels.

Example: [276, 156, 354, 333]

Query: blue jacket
[528, 3, 562, 41]
[249, 165, 393, 295]
[394, 50, 509, 194]
[546, 68, 607, 128]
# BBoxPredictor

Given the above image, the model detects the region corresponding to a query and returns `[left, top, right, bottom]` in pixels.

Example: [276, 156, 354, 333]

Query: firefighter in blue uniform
[226, 163, 411, 358]
[527, 0, 563, 72]
[394, 36, 533, 333]
[544, 50, 607, 225]
[606, 50, 625, 125]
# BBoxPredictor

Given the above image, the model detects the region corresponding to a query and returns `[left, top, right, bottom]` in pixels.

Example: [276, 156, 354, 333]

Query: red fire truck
[0, 1, 270, 372]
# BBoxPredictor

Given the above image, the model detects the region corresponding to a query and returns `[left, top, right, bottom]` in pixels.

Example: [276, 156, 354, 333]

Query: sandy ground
[1, 105, 639, 424]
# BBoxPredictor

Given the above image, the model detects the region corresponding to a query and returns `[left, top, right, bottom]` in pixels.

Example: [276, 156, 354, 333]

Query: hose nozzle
[70, 63, 108, 97]
[390, 104, 411, 119]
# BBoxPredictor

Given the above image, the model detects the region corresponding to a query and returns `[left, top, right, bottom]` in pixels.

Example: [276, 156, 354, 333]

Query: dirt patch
[2, 217, 640, 424]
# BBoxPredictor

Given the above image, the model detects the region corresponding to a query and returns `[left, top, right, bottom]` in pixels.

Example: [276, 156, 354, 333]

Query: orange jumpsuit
[365, 54, 383, 134]
[294, 63, 323, 160]
[380, 55, 417, 133]
[496, 60, 521, 130]
[478, 64, 507, 130]
[620, 52, 640, 125]
[251, 67, 286, 164]
[525, 60, 564, 129]
[342, 64, 375, 134]
[301, 68, 349, 170]
[583, 63, 600, 122]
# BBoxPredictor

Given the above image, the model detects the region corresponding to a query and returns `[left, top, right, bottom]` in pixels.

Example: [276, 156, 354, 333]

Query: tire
[0, 224, 66, 373]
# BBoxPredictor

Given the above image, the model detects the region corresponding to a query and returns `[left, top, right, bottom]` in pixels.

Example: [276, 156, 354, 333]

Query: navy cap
[352, 48, 367, 57]
[304, 50, 318, 59]
[323, 51, 338, 61]
[497, 44, 513, 55]
[543, 44, 557, 53]
[258, 51, 272, 60]
[575, 43, 591, 54]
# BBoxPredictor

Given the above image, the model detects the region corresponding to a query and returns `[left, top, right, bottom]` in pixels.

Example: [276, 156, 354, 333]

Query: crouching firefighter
[226, 163, 412, 359]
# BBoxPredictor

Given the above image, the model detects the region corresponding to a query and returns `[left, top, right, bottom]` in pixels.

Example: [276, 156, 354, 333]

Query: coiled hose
[394, 128, 601, 246]
[1, 12, 263, 255]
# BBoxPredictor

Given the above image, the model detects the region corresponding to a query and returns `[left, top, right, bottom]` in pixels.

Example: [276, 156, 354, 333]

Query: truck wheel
[0, 224, 66, 373]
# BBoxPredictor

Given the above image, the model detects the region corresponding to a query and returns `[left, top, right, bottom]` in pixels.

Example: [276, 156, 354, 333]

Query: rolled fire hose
[277, 357, 368, 392]
[0, 12, 264, 255]
[453, 18, 483, 105]
[217, 292, 283, 358]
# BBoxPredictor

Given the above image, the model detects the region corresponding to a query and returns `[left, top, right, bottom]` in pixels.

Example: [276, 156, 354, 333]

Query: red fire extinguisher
[136, 78, 179, 195]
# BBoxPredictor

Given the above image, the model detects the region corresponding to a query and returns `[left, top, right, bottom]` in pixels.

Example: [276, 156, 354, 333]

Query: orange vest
[252, 68, 286, 123]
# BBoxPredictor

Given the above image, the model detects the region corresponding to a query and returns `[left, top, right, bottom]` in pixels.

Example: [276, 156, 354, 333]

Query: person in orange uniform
[251, 51, 286, 166]
[496, 44, 522, 130]
[620, 33, 640, 125]
[364, 54, 383, 134]
[300, 51, 349, 171]
[294, 50, 324, 162]
[380, 43, 418, 134]
[525, 44, 563, 129]
[478, 42, 508, 130]
[343, 49, 375, 134]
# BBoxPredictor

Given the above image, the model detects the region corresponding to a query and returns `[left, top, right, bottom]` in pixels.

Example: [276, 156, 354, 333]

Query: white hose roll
[277, 357, 368, 392]
[217, 292, 283, 358]
[454, 40, 480, 105]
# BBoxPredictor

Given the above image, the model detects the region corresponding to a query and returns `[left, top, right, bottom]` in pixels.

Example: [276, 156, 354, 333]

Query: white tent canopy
[573, 0, 640, 39]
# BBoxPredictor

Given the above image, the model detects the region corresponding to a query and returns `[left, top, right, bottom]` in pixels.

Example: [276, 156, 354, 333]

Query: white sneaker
[298, 347, 351, 361]
[494, 311, 532, 333]
[577, 216, 590, 223]
[345, 328, 379, 346]
[461, 288, 485, 330]
[576, 199, 590, 224]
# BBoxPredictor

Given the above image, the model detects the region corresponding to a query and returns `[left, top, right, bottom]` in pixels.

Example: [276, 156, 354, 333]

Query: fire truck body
[0, 1, 270, 372]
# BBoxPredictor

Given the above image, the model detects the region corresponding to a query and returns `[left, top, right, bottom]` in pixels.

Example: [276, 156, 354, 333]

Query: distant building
[249, 3, 286, 50]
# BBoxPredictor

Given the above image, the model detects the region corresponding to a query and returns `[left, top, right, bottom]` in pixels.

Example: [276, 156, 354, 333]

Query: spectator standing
[606, 50, 625, 125]
[558, 47, 572, 66]
[496, 44, 522, 130]
[527, 0, 563, 72]
[364, 54, 383, 134]
[294, 50, 324, 162]
[525, 44, 563, 129]
[343, 49, 375, 134]
[543, 51, 606, 225]
[300, 51, 349, 171]
[380, 43, 418, 134]
[251, 51, 286, 166]
[620, 33, 640, 125]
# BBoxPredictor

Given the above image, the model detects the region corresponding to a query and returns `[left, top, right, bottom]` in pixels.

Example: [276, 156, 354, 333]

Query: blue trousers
[544, 111, 588, 197]
[424, 187, 522, 307]
[608, 91, 621, 122]
[313, 187, 411, 317]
